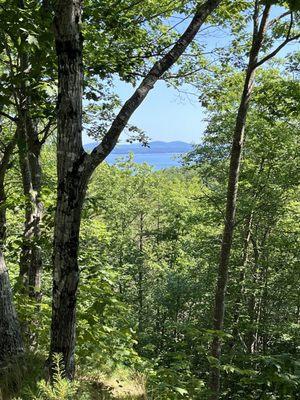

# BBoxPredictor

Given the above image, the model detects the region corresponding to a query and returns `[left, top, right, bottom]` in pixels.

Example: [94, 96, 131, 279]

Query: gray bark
[50, 0, 222, 378]
[18, 117, 43, 300]
[0, 256, 24, 363]
[16, 0, 45, 301]
[0, 137, 23, 364]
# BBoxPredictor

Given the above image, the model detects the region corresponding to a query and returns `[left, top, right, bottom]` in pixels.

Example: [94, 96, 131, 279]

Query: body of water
[106, 152, 183, 170]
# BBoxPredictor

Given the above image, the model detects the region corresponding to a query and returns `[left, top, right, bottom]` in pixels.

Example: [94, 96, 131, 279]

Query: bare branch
[267, 11, 291, 28]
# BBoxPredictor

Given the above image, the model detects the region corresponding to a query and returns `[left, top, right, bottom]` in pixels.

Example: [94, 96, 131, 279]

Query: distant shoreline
[84, 140, 194, 155]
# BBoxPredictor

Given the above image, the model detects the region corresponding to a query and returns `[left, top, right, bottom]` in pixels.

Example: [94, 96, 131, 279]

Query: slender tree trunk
[16, 0, 44, 299]
[18, 118, 43, 300]
[209, 64, 257, 400]
[0, 140, 23, 364]
[138, 213, 144, 337]
[229, 211, 254, 352]
[247, 230, 270, 354]
[0, 253, 23, 363]
[209, 4, 271, 399]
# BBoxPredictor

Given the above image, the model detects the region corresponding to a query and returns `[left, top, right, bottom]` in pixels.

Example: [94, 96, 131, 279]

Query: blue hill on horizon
[84, 140, 193, 154]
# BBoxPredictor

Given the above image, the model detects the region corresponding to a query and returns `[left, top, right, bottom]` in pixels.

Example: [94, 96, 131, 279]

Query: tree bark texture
[16, 0, 44, 300]
[18, 118, 43, 300]
[50, 0, 85, 378]
[0, 139, 24, 364]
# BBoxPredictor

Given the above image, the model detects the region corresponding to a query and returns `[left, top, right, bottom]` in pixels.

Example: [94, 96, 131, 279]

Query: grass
[78, 368, 147, 400]
[0, 355, 147, 400]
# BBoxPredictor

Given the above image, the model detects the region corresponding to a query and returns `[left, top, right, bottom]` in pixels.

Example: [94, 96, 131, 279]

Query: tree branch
[0, 111, 18, 123]
[39, 118, 56, 145]
[255, 13, 298, 68]
[86, 0, 222, 171]
[267, 11, 291, 28]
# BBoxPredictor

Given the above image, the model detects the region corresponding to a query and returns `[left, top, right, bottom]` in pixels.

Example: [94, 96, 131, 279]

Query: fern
[33, 354, 79, 400]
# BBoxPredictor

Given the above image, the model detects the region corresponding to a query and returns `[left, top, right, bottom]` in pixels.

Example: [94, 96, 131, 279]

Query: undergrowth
[0, 354, 147, 400]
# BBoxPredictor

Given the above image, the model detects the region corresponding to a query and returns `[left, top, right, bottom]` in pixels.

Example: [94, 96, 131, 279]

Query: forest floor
[76, 371, 147, 400]
[0, 354, 147, 400]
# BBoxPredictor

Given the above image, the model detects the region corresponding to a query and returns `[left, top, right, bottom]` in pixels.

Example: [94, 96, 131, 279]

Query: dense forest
[0, 0, 299, 399]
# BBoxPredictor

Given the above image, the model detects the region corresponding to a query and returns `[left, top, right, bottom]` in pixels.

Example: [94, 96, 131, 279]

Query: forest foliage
[0, 0, 299, 399]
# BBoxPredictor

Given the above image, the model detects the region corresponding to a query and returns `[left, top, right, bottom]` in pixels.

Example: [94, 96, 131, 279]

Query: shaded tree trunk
[209, 3, 271, 399]
[0, 138, 23, 363]
[16, 0, 44, 299]
[18, 117, 43, 300]
[137, 213, 144, 337]
[247, 229, 270, 354]
[229, 211, 254, 352]
[50, 174, 87, 378]
[0, 254, 24, 363]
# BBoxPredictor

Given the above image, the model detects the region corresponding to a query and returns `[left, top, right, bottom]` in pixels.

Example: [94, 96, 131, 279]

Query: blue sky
[82, 23, 229, 146]
[115, 79, 207, 144]
[82, 79, 207, 145]
[83, 5, 295, 146]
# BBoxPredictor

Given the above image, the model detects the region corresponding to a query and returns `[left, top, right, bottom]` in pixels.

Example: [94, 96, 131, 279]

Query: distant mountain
[84, 141, 193, 154]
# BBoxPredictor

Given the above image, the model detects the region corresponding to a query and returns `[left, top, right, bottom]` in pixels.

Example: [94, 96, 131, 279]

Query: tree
[186, 64, 300, 397]
[195, 2, 300, 391]
[50, 0, 223, 378]
[0, 0, 55, 302]
[0, 130, 23, 363]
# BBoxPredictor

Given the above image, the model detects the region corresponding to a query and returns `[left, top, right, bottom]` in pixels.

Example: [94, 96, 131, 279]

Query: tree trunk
[0, 255, 24, 363]
[209, 4, 271, 399]
[0, 140, 23, 364]
[137, 213, 144, 338]
[49, 0, 85, 378]
[247, 229, 270, 354]
[209, 64, 257, 400]
[17, 0, 44, 299]
[18, 118, 43, 300]
[50, 175, 87, 378]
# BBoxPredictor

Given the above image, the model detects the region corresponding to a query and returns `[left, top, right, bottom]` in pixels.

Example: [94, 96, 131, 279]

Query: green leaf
[174, 387, 189, 396]
[27, 34, 39, 47]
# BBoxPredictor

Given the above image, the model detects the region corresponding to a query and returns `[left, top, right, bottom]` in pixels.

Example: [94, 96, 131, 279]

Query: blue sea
[106, 152, 183, 170]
